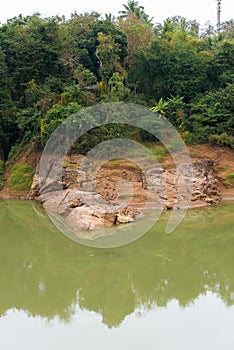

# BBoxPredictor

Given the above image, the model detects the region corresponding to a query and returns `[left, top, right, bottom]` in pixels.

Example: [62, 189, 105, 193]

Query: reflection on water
[0, 199, 234, 330]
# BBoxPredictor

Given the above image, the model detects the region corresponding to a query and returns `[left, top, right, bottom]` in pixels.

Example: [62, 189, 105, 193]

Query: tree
[90, 19, 128, 71]
[66, 18, 127, 79]
[95, 32, 123, 82]
[73, 64, 97, 88]
[129, 39, 171, 97]
[102, 13, 116, 23]
[188, 83, 234, 142]
[200, 21, 216, 38]
[0, 46, 11, 106]
[221, 20, 234, 39]
[0, 10, 234, 157]
[207, 39, 234, 89]
[61, 12, 100, 74]
[154, 16, 200, 38]
[168, 32, 208, 101]
[40, 102, 82, 146]
[0, 14, 67, 102]
[118, 0, 153, 25]
[0, 109, 18, 160]
[130, 30, 209, 101]
[118, 15, 154, 68]
[107, 72, 130, 100]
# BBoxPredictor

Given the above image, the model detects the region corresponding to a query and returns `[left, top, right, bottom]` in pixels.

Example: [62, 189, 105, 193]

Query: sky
[0, 0, 233, 27]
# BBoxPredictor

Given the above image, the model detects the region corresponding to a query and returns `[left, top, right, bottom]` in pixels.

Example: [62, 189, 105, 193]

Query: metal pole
[217, 0, 222, 32]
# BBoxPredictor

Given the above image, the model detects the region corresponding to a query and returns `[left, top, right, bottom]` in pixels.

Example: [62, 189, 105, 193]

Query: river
[0, 200, 234, 349]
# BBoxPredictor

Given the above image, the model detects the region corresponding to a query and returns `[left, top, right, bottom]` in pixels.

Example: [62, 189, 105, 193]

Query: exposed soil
[95, 144, 234, 204]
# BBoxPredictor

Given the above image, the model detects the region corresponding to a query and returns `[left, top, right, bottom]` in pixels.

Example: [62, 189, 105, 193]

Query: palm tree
[118, 0, 153, 25]
[154, 17, 200, 38]
[102, 13, 116, 23]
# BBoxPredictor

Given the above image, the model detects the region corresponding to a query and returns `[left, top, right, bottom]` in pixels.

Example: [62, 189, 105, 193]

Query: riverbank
[0, 144, 234, 208]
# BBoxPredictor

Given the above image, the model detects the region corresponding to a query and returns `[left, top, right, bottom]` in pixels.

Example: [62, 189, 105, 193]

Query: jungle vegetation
[0, 1, 233, 161]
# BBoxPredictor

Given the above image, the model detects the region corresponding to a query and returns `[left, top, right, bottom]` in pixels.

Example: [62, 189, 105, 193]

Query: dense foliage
[0, 2, 233, 160]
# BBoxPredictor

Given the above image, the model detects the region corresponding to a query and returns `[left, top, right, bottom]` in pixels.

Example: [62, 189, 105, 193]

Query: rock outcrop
[28, 157, 221, 232]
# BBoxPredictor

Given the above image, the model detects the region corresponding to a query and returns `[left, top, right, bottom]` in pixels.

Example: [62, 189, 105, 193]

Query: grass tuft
[9, 164, 35, 193]
[224, 173, 234, 186]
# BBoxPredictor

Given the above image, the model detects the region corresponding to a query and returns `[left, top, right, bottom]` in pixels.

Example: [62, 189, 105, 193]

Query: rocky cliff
[28, 155, 221, 232]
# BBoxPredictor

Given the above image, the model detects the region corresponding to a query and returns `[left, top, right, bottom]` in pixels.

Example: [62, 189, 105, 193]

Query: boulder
[117, 214, 134, 224]
[66, 206, 113, 231]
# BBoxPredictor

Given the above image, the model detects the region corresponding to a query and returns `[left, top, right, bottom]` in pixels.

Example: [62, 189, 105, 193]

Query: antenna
[217, 0, 222, 32]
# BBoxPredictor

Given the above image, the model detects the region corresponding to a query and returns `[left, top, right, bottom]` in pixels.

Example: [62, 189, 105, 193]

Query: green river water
[0, 200, 234, 350]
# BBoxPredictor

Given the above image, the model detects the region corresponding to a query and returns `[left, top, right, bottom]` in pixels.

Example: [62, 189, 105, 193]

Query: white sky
[0, 0, 233, 27]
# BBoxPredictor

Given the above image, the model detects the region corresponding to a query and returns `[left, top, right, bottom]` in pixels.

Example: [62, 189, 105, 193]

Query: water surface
[0, 200, 234, 349]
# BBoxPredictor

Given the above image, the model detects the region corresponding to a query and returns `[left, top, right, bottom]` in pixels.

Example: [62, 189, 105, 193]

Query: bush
[9, 164, 35, 193]
[40, 102, 82, 146]
[188, 84, 234, 143]
[208, 133, 234, 149]
[163, 95, 186, 127]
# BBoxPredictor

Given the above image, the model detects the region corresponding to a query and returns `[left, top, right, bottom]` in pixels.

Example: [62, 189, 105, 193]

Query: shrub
[208, 133, 234, 148]
[152, 146, 168, 160]
[188, 84, 234, 143]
